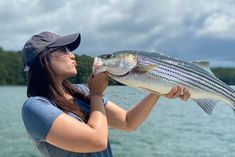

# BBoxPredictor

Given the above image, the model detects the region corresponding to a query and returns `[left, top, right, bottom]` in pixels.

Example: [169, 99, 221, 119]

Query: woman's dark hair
[27, 51, 89, 122]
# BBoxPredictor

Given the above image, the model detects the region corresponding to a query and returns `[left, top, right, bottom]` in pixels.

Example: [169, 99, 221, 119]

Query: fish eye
[99, 54, 113, 59]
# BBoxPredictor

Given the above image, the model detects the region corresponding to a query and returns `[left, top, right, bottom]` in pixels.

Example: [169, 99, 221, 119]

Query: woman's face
[49, 47, 78, 80]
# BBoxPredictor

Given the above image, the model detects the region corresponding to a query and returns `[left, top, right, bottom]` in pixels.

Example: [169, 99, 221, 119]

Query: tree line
[0, 48, 235, 85]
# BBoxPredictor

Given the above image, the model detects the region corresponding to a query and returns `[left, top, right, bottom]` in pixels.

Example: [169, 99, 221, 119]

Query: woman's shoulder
[21, 96, 63, 142]
[22, 96, 57, 113]
[23, 96, 53, 106]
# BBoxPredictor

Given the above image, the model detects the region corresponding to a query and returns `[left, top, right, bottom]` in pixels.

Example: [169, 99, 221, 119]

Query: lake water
[1, 86, 235, 157]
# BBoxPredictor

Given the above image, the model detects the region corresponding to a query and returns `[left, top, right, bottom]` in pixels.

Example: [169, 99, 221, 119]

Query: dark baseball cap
[21, 31, 81, 71]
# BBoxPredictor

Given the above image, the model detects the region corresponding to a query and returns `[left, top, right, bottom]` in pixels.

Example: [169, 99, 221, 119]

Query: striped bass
[92, 50, 235, 114]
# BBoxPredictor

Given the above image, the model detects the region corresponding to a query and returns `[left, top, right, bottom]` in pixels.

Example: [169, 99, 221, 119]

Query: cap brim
[48, 33, 81, 51]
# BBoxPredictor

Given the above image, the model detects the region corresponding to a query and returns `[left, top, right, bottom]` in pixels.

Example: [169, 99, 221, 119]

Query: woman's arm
[105, 93, 159, 131]
[105, 85, 190, 131]
[45, 72, 109, 153]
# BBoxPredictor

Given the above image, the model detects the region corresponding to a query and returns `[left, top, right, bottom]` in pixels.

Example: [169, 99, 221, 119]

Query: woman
[21, 31, 190, 157]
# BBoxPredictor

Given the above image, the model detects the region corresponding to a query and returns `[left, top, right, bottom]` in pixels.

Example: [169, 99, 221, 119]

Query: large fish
[92, 50, 235, 114]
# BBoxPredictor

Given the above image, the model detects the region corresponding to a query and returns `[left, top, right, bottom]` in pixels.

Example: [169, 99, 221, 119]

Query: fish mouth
[108, 71, 130, 78]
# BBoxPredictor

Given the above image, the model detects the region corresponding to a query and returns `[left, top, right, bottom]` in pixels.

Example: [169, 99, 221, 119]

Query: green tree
[0, 50, 25, 85]
[212, 68, 235, 85]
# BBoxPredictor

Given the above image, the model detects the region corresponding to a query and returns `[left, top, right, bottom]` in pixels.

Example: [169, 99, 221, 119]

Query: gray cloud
[1, 0, 235, 67]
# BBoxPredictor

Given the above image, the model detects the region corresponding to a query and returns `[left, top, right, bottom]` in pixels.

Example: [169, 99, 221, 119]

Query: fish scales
[144, 59, 231, 98]
[137, 57, 219, 97]
[136, 53, 235, 102]
[138, 52, 231, 91]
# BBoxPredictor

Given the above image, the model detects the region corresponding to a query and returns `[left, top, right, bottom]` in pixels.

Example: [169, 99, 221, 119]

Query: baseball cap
[21, 31, 81, 71]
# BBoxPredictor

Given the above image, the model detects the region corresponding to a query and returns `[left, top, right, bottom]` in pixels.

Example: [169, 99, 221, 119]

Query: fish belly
[113, 72, 220, 100]
[112, 73, 178, 94]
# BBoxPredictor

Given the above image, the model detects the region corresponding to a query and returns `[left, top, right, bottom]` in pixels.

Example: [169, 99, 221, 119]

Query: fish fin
[192, 98, 217, 114]
[192, 61, 215, 77]
[133, 64, 158, 74]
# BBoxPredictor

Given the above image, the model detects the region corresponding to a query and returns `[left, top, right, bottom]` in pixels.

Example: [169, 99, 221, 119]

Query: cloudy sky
[1, 0, 235, 67]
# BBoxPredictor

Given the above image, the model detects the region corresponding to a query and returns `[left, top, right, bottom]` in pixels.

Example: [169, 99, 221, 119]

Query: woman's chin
[66, 70, 77, 78]
[71, 71, 77, 77]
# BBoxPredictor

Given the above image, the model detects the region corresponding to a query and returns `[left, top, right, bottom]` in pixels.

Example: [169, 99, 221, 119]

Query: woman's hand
[163, 85, 190, 101]
[87, 72, 108, 96]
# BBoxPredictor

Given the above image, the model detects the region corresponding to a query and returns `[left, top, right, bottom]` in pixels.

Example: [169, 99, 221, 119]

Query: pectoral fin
[192, 98, 218, 114]
[133, 64, 158, 74]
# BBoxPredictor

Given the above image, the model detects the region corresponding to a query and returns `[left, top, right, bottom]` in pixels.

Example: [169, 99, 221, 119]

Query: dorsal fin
[192, 61, 215, 77]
